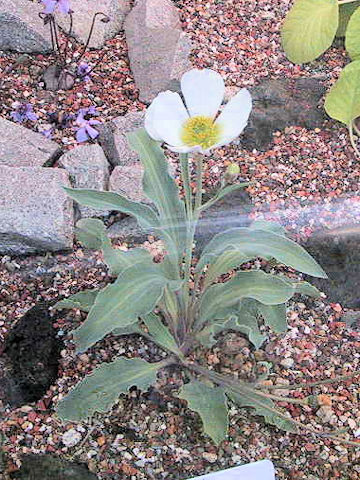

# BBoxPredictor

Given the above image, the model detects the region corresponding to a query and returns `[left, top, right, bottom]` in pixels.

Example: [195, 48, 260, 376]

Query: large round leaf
[281, 0, 339, 64]
[324, 60, 360, 124]
[345, 6, 360, 59]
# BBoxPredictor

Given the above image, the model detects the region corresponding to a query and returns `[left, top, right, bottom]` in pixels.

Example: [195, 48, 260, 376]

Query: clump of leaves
[52, 126, 360, 446]
[281, 0, 360, 156]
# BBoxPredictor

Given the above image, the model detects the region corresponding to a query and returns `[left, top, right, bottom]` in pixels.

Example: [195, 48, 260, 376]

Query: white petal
[144, 100, 163, 141]
[167, 144, 202, 154]
[214, 88, 252, 146]
[181, 69, 225, 119]
[150, 91, 189, 147]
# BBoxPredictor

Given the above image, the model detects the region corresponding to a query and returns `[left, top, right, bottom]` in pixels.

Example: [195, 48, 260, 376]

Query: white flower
[144, 69, 252, 154]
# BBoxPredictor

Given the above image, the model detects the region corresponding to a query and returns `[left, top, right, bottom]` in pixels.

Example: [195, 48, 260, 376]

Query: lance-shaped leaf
[142, 313, 182, 355]
[73, 264, 182, 352]
[56, 357, 163, 422]
[127, 129, 187, 261]
[199, 271, 295, 326]
[228, 390, 297, 433]
[197, 227, 327, 278]
[292, 280, 322, 298]
[249, 219, 287, 237]
[345, 6, 360, 59]
[54, 289, 99, 312]
[325, 60, 360, 125]
[281, 0, 339, 64]
[76, 218, 106, 249]
[64, 188, 160, 231]
[177, 381, 228, 445]
[199, 183, 250, 213]
[257, 303, 288, 333]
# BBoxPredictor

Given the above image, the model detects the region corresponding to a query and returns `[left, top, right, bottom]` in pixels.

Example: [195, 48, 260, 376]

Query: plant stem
[257, 371, 360, 390]
[348, 122, 360, 158]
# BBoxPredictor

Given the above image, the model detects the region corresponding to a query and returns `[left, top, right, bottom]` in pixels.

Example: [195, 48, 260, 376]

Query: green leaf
[142, 313, 182, 355]
[281, 0, 339, 64]
[127, 129, 187, 263]
[292, 280, 322, 298]
[325, 60, 360, 124]
[197, 227, 327, 279]
[56, 357, 163, 422]
[64, 188, 160, 232]
[199, 183, 250, 213]
[54, 289, 99, 312]
[249, 220, 287, 237]
[337, 1, 360, 37]
[102, 244, 153, 277]
[177, 381, 228, 445]
[73, 263, 182, 352]
[345, 6, 360, 59]
[257, 302, 288, 333]
[112, 322, 143, 336]
[228, 390, 297, 433]
[75, 218, 106, 249]
[199, 271, 295, 326]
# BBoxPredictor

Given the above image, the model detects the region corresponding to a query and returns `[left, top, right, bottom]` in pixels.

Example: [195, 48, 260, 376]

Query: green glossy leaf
[345, 6, 360, 59]
[127, 129, 187, 263]
[281, 0, 339, 64]
[64, 188, 160, 231]
[142, 313, 182, 355]
[197, 227, 327, 278]
[75, 218, 106, 249]
[54, 289, 99, 312]
[199, 271, 295, 326]
[228, 390, 297, 433]
[177, 381, 228, 445]
[337, 1, 360, 37]
[56, 357, 163, 422]
[73, 263, 182, 352]
[199, 182, 250, 213]
[325, 60, 360, 124]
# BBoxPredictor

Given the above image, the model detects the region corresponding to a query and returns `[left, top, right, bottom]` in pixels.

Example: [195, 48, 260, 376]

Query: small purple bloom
[42, 0, 71, 14]
[11, 103, 38, 123]
[75, 106, 100, 143]
[41, 128, 53, 139]
[77, 63, 91, 82]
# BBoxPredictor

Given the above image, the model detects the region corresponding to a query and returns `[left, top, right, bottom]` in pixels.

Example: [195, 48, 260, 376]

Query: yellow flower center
[181, 116, 222, 150]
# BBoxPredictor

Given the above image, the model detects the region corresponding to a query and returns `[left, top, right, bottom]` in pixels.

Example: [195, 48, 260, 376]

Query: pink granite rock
[109, 164, 150, 204]
[125, 0, 191, 102]
[0, 167, 73, 254]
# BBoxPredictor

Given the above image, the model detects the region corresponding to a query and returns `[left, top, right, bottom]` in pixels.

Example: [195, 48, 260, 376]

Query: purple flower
[42, 0, 71, 14]
[77, 63, 91, 82]
[41, 128, 53, 139]
[11, 103, 38, 123]
[75, 107, 101, 143]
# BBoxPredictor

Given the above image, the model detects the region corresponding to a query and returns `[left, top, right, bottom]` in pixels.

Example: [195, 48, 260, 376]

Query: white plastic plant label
[187, 460, 275, 480]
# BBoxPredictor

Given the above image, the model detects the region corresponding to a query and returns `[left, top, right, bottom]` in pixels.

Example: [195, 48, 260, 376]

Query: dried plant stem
[257, 371, 360, 391]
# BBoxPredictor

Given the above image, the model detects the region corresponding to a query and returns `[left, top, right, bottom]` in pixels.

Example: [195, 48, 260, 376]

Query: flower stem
[348, 122, 360, 158]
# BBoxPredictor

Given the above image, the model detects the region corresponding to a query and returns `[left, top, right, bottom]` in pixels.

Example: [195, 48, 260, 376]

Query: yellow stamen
[181, 116, 222, 150]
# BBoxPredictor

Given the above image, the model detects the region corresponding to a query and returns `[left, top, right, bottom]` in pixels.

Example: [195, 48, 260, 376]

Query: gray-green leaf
[228, 390, 297, 433]
[177, 381, 228, 445]
[56, 357, 163, 422]
[197, 227, 327, 279]
[199, 271, 295, 326]
[142, 313, 182, 355]
[73, 263, 182, 352]
[54, 289, 99, 312]
[75, 218, 106, 249]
